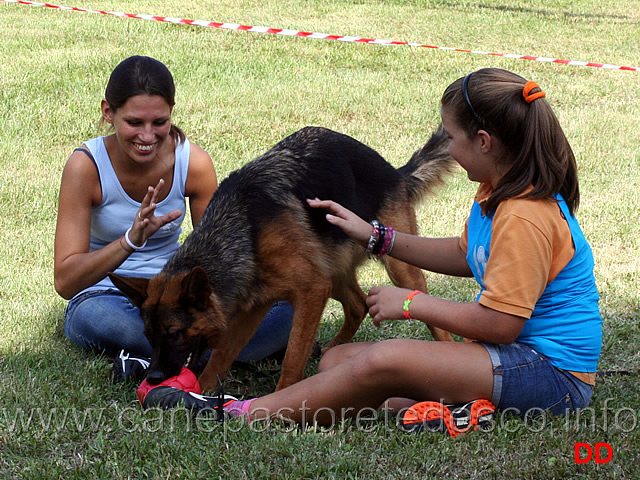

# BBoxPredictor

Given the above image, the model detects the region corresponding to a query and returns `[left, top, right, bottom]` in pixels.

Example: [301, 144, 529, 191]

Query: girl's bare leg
[317, 342, 374, 372]
[318, 342, 416, 411]
[249, 338, 494, 425]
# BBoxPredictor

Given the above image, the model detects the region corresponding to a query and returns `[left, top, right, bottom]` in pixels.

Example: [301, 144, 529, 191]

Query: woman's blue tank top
[73, 136, 190, 298]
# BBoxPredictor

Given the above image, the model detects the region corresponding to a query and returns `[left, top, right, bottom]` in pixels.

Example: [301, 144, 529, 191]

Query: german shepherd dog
[110, 126, 455, 393]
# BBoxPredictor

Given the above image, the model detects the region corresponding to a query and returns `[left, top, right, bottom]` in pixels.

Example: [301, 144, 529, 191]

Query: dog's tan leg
[198, 306, 271, 393]
[276, 283, 331, 391]
[323, 273, 368, 353]
[383, 256, 454, 342]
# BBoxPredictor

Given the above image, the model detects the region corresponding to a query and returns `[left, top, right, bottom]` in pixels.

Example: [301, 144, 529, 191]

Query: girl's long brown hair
[441, 68, 579, 216]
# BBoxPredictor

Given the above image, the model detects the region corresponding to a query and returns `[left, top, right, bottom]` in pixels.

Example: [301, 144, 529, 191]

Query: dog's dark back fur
[164, 126, 451, 312]
[111, 126, 454, 392]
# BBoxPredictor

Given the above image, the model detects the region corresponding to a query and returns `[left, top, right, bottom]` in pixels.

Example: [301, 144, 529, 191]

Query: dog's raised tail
[399, 125, 456, 203]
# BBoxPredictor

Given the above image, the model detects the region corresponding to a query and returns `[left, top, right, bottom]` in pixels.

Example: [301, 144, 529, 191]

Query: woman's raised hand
[128, 178, 182, 247]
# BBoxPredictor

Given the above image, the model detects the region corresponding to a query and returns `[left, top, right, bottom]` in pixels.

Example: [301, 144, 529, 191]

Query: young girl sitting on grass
[220, 68, 603, 431]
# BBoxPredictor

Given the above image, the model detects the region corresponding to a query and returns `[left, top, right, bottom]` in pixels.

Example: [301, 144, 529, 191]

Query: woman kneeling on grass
[220, 68, 602, 434]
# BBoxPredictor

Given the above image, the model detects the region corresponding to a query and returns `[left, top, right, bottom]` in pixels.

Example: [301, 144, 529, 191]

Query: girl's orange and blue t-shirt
[460, 183, 602, 385]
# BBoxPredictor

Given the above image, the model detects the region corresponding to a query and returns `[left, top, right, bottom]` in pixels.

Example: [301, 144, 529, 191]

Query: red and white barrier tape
[3, 0, 639, 73]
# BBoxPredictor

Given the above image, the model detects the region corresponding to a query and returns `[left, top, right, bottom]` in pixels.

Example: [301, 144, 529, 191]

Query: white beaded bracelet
[124, 227, 147, 251]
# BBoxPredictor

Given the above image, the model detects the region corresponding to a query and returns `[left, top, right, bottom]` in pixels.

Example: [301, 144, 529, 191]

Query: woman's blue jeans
[64, 289, 293, 362]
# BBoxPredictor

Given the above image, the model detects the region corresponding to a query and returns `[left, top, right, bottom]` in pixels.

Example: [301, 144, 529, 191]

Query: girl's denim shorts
[480, 342, 594, 416]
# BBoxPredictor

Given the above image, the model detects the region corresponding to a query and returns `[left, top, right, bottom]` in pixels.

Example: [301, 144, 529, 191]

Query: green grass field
[1, 0, 639, 478]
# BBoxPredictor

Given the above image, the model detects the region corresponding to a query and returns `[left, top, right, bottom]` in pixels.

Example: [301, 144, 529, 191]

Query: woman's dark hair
[441, 68, 579, 216]
[104, 56, 185, 143]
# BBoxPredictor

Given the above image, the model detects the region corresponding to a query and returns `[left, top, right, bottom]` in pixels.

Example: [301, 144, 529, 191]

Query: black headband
[462, 72, 483, 124]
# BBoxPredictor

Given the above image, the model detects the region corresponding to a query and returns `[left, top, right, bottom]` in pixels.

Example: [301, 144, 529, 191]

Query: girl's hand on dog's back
[307, 198, 371, 246]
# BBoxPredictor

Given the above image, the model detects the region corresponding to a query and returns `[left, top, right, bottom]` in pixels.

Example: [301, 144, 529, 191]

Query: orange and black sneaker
[400, 399, 496, 438]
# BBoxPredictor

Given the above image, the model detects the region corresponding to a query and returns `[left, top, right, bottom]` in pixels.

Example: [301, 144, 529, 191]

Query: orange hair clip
[523, 81, 546, 103]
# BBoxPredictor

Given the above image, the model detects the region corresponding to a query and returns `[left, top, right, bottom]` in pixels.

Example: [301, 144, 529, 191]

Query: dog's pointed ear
[108, 273, 150, 308]
[180, 266, 212, 311]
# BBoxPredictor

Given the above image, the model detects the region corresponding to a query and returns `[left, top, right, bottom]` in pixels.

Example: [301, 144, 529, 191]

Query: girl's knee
[318, 342, 373, 373]
[318, 345, 344, 372]
[343, 339, 410, 381]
